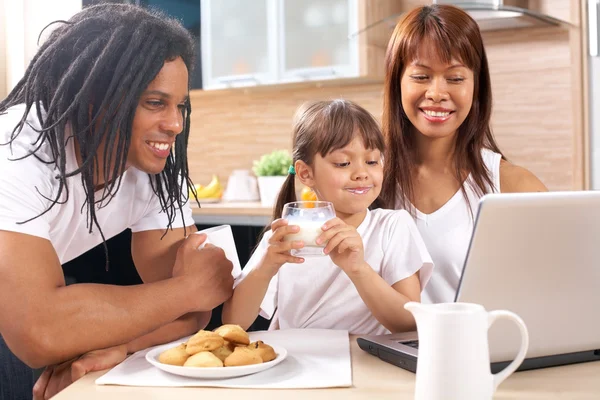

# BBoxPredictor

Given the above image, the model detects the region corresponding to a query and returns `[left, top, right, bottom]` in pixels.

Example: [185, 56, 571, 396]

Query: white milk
[284, 220, 325, 247]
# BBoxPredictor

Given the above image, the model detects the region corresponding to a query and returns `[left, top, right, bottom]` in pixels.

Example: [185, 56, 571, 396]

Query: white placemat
[96, 329, 352, 389]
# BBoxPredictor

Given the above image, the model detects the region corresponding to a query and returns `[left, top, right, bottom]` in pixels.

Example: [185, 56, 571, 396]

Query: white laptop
[358, 191, 600, 372]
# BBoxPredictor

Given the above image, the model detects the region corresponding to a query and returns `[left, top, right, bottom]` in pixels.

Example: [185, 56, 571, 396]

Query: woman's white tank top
[410, 149, 501, 304]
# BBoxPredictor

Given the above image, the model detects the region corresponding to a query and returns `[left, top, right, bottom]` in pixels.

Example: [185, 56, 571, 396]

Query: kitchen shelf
[189, 75, 383, 98]
[192, 202, 272, 227]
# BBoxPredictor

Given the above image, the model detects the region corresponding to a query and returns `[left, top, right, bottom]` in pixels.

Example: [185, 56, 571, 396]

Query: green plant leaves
[252, 150, 293, 176]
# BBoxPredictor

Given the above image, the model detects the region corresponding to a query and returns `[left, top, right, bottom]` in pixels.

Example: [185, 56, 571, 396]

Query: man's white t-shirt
[235, 208, 434, 335]
[0, 104, 194, 264]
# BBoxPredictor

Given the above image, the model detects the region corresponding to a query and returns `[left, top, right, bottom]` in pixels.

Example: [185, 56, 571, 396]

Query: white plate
[146, 342, 288, 379]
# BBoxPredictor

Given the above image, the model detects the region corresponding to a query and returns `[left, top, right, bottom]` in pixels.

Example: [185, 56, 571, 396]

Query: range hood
[351, 0, 571, 39]
[435, 0, 569, 31]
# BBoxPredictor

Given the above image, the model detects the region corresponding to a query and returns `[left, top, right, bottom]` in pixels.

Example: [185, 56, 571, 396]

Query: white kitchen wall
[590, 0, 600, 188]
[591, 55, 600, 188]
[0, 0, 6, 98]
[0, 0, 82, 98]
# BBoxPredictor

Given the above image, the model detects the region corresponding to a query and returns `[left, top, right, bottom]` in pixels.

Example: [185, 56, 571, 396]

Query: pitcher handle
[488, 310, 529, 390]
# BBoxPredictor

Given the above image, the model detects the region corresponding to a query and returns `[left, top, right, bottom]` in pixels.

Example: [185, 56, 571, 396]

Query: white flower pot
[257, 176, 287, 207]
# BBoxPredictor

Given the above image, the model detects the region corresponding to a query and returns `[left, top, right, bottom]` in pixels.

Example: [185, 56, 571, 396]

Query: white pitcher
[404, 302, 529, 400]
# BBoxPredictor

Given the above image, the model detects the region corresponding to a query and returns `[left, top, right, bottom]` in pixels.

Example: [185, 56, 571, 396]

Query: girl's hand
[258, 218, 304, 277]
[317, 218, 365, 274]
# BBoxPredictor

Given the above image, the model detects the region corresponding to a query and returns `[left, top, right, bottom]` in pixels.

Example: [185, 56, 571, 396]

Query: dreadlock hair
[0, 3, 196, 268]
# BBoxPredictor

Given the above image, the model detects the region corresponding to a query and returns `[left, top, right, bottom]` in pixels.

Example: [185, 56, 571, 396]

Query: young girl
[222, 99, 433, 335]
[379, 5, 547, 304]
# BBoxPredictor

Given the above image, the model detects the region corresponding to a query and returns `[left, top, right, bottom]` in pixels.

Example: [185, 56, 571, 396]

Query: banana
[195, 175, 223, 199]
[188, 183, 204, 198]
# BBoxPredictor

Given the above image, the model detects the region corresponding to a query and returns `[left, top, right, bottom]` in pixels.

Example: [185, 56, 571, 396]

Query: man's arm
[0, 229, 230, 368]
[125, 225, 211, 354]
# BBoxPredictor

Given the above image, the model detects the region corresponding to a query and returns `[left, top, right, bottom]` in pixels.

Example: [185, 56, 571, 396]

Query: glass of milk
[282, 201, 336, 257]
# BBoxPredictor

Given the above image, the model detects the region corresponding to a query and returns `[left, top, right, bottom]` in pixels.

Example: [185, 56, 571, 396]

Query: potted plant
[253, 150, 292, 207]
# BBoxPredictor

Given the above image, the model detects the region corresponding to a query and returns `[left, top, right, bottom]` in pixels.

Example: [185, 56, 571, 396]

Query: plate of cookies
[146, 324, 287, 379]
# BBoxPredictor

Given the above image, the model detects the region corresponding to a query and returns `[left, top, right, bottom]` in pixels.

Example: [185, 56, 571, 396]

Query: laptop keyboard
[399, 340, 419, 349]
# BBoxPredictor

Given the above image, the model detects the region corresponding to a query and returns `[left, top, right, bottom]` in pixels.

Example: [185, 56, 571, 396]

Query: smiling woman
[379, 4, 547, 305]
[400, 50, 474, 141]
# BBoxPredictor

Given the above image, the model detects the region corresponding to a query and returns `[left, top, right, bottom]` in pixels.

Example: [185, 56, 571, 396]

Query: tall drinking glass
[282, 201, 336, 257]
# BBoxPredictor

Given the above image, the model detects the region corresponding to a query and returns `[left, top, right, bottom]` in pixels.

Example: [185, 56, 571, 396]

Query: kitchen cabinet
[84, 0, 203, 88]
[201, 0, 403, 89]
[201, 0, 278, 89]
[279, 0, 358, 82]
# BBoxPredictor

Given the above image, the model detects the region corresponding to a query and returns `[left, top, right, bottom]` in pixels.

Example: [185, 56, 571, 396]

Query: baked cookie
[186, 330, 225, 354]
[158, 343, 189, 366]
[248, 340, 277, 362]
[214, 324, 250, 345]
[223, 339, 236, 352]
[223, 347, 263, 367]
[184, 351, 224, 368]
[211, 345, 233, 362]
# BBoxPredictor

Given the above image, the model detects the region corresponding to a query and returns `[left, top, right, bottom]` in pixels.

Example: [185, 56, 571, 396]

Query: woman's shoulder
[499, 160, 548, 193]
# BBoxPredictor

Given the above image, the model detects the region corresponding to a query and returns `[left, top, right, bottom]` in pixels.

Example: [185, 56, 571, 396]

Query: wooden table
[55, 337, 600, 400]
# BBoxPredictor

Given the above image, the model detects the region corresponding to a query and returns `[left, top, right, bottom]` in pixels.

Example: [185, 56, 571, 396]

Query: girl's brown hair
[379, 4, 504, 214]
[270, 99, 384, 223]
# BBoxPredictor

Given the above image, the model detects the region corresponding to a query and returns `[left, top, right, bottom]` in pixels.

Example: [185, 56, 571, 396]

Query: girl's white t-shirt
[0, 104, 194, 264]
[234, 208, 434, 335]
[408, 149, 502, 304]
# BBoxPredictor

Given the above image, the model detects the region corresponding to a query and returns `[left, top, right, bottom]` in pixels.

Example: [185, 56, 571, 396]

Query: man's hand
[172, 233, 234, 312]
[32, 344, 127, 400]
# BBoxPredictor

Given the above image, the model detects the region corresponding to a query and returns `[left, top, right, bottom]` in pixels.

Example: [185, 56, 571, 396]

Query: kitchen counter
[192, 201, 271, 227]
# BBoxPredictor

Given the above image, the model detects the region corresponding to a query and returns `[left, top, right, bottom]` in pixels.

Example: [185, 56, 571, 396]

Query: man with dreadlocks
[0, 4, 234, 399]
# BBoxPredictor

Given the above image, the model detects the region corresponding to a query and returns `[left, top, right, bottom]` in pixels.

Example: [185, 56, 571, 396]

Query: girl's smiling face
[297, 136, 383, 221]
